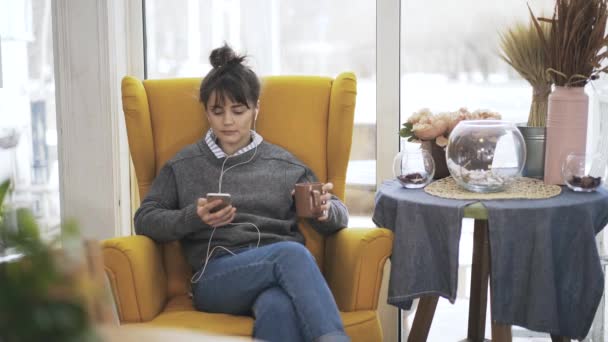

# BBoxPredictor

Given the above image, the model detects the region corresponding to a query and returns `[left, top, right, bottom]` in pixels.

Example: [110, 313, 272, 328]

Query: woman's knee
[271, 241, 314, 262]
[253, 287, 295, 318]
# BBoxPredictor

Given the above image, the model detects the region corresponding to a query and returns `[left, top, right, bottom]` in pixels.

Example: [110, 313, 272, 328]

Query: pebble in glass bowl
[562, 153, 605, 192]
[393, 148, 435, 189]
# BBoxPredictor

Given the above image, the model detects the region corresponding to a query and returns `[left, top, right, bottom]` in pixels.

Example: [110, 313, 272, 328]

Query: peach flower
[435, 135, 449, 147]
[412, 116, 448, 140]
[436, 109, 467, 134]
[466, 109, 501, 120]
[407, 108, 433, 125]
[405, 107, 501, 144]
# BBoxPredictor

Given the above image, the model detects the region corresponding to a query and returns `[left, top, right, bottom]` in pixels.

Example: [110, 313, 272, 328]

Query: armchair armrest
[102, 235, 167, 323]
[324, 227, 393, 312]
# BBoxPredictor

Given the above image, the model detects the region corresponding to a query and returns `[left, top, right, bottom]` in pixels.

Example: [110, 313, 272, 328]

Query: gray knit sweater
[134, 139, 349, 271]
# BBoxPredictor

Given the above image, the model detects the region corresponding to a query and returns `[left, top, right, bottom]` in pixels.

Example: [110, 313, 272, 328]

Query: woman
[134, 44, 350, 342]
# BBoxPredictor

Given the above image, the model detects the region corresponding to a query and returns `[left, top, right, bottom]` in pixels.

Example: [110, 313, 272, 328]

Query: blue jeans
[192, 241, 349, 342]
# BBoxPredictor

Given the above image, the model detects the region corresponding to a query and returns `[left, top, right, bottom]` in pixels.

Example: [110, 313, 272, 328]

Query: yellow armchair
[103, 74, 393, 341]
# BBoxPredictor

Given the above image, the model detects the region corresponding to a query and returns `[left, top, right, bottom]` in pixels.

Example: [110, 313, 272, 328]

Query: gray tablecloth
[373, 179, 608, 339]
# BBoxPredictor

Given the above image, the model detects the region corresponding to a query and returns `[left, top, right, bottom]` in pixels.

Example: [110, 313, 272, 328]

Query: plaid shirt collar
[204, 129, 263, 159]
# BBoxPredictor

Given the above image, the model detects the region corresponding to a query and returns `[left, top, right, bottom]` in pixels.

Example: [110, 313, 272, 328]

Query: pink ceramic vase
[544, 86, 588, 185]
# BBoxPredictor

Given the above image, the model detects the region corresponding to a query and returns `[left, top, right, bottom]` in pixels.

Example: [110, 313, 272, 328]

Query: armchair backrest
[121, 74, 356, 297]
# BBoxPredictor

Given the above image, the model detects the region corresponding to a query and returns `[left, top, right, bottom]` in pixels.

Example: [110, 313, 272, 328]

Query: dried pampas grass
[529, 0, 608, 88]
[499, 22, 551, 126]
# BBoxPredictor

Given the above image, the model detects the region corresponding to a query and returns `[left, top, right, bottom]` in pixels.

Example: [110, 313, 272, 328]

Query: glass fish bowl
[446, 120, 526, 193]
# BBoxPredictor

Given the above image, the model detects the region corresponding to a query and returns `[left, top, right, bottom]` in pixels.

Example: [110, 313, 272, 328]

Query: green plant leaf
[16, 208, 41, 242]
[61, 219, 80, 239]
[0, 179, 10, 212]
[399, 123, 415, 138]
[0, 183, 97, 342]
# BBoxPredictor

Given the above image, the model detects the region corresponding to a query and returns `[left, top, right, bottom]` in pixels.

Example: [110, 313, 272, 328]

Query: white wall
[52, 0, 141, 240]
[376, 1, 400, 340]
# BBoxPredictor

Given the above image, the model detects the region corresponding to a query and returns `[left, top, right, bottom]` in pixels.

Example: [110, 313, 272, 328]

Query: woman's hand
[196, 198, 236, 227]
[317, 182, 333, 222]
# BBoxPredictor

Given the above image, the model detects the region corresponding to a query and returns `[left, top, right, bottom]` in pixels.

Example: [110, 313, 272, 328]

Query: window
[401, 0, 557, 125]
[144, 0, 376, 226]
[0, 0, 59, 240]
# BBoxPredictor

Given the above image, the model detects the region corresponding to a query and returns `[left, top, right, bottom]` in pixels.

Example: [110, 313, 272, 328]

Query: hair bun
[209, 44, 245, 68]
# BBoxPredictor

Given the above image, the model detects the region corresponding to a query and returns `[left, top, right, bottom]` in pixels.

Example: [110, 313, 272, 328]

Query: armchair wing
[324, 227, 393, 312]
[102, 235, 168, 323]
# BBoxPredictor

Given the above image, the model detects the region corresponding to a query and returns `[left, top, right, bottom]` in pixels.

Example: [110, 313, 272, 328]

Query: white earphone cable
[218, 141, 258, 193]
[190, 222, 261, 284]
[191, 130, 261, 285]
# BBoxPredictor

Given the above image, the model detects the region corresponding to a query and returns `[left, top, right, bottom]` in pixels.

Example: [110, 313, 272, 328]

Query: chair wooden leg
[468, 219, 490, 342]
[550, 335, 570, 342]
[408, 296, 439, 342]
[491, 323, 512, 342]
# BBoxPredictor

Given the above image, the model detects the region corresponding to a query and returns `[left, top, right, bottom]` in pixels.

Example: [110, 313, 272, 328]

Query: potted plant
[499, 21, 551, 179]
[399, 108, 501, 179]
[529, 0, 608, 184]
[0, 180, 101, 342]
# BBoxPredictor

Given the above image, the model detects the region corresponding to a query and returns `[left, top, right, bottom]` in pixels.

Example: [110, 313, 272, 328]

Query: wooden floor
[403, 299, 560, 342]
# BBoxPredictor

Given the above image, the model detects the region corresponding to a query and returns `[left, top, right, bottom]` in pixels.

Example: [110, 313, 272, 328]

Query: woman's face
[206, 91, 257, 154]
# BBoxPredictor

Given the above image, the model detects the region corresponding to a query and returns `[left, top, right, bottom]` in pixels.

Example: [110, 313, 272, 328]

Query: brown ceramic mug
[294, 182, 325, 218]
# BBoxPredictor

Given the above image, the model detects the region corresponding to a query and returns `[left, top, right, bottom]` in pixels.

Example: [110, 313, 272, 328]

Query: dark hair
[199, 44, 260, 110]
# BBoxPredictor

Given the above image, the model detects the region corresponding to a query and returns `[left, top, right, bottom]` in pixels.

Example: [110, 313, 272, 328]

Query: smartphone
[206, 193, 232, 213]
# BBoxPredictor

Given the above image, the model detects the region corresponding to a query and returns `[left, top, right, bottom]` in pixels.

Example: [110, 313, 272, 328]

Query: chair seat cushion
[127, 295, 381, 340]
